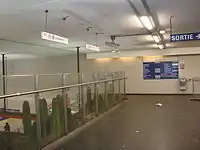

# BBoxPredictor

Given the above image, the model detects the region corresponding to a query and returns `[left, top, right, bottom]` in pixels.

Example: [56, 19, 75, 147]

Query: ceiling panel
[0, 0, 199, 58]
[146, 0, 200, 33]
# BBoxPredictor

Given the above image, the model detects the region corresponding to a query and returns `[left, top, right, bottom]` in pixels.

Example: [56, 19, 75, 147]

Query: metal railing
[0, 72, 127, 150]
[188, 78, 200, 100]
[0, 77, 125, 99]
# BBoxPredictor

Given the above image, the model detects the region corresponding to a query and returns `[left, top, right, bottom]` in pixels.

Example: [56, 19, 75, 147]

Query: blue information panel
[0, 117, 7, 121]
[143, 61, 179, 80]
[171, 32, 200, 42]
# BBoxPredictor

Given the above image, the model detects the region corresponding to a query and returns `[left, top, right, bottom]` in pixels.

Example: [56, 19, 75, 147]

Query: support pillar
[2, 54, 6, 111]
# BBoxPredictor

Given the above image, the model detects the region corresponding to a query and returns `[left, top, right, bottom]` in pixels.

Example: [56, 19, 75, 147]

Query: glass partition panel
[107, 80, 115, 108]
[83, 84, 96, 122]
[114, 79, 120, 103]
[65, 73, 80, 85]
[37, 74, 62, 102]
[0, 75, 35, 111]
[64, 73, 82, 118]
[67, 86, 82, 132]
[120, 79, 124, 101]
[82, 72, 94, 82]
[96, 82, 107, 115]
[5, 75, 35, 94]
[0, 94, 38, 150]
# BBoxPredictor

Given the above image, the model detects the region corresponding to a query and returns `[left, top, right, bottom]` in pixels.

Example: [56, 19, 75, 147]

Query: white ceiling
[0, 0, 200, 58]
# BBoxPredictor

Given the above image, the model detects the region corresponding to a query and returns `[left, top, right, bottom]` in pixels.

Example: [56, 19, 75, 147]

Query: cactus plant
[39, 98, 48, 138]
[22, 101, 32, 137]
[56, 95, 65, 136]
[0, 132, 37, 150]
[51, 98, 61, 138]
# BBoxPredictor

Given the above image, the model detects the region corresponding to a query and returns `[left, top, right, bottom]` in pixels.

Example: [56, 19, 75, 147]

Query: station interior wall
[0, 54, 200, 95]
[1, 53, 200, 131]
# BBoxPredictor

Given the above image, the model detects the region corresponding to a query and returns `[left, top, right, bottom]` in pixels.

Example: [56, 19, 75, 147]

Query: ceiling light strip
[140, 16, 154, 30]
[140, 0, 166, 48]
[126, 0, 165, 49]
[152, 35, 161, 43]
[157, 44, 164, 50]
[126, 0, 152, 32]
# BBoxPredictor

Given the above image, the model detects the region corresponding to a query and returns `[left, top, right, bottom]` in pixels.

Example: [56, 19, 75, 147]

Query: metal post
[192, 79, 195, 99]
[5, 56, 8, 108]
[34, 75, 42, 148]
[170, 16, 174, 36]
[76, 47, 80, 73]
[123, 72, 127, 100]
[2, 54, 6, 111]
[124, 73, 126, 95]
[62, 73, 68, 134]
[104, 82, 108, 110]
[112, 73, 115, 105]
[94, 83, 98, 116]
[80, 73, 85, 123]
[118, 79, 121, 102]
[76, 47, 81, 111]
[124, 78, 126, 95]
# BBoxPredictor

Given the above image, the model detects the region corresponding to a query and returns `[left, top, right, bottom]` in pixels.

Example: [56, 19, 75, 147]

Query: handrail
[0, 73, 73, 78]
[0, 74, 34, 77]
[0, 77, 126, 99]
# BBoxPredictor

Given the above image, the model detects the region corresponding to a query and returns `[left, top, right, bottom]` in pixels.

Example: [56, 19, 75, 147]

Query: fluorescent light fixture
[119, 57, 135, 61]
[157, 44, 164, 49]
[152, 35, 161, 43]
[41, 32, 68, 45]
[159, 30, 166, 34]
[112, 50, 116, 53]
[140, 16, 154, 30]
[96, 58, 111, 61]
[86, 44, 100, 52]
[143, 56, 163, 62]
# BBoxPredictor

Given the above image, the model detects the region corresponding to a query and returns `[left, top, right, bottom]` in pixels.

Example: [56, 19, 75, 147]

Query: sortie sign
[171, 32, 200, 42]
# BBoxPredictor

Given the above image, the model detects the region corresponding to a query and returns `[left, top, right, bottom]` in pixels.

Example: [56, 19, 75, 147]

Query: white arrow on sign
[196, 34, 200, 39]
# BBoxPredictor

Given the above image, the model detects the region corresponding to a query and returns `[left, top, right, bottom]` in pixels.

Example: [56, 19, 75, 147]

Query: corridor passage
[58, 95, 200, 150]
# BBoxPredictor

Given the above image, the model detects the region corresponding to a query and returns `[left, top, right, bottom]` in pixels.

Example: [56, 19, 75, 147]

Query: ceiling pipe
[170, 16, 174, 36]
[111, 32, 150, 38]
[45, 10, 49, 32]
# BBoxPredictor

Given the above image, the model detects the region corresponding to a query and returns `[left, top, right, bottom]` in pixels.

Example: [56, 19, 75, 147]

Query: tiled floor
[58, 95, 200, 150]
